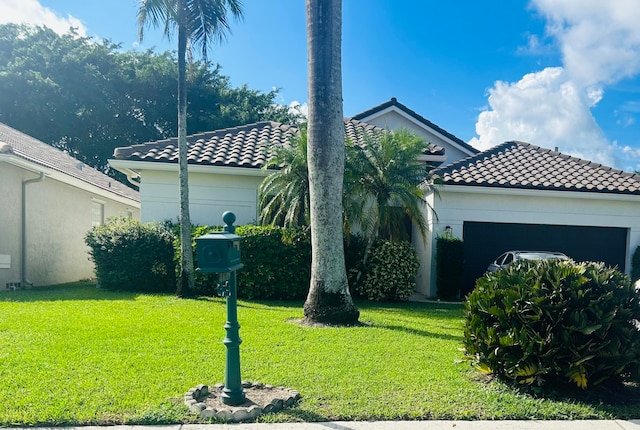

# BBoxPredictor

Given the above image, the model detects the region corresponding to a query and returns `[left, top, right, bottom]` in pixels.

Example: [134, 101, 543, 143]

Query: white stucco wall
[139, 167, 268, 226]
[417, 185, 640, 297]
[357, 109, 473, 165]
[0, 162, 140, 288]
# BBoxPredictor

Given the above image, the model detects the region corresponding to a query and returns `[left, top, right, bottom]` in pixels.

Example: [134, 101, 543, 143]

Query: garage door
[462, 221, 628, 296]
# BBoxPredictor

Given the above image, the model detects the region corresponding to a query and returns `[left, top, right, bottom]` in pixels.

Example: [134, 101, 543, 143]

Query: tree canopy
[0, 23, 301, 180]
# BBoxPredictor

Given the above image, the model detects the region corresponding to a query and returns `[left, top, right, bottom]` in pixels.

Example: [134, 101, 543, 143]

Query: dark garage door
[462, 221, 628, 296]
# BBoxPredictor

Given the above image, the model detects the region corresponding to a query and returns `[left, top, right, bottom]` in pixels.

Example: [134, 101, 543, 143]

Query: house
[109, 99, 640, 298]
[108, 116, 448, 226]
[0, 123, 140, 289]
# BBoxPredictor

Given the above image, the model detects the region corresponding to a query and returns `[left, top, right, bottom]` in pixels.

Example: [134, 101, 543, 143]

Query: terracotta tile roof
[113, 119, 445, 167]
[434, 141, 640, 195]
[0, 122, 139, 202]
[352, 97, 478, 155]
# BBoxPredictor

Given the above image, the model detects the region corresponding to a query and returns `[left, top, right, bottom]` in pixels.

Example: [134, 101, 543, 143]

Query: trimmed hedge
[463, 258, 640, 390]
[435, 235, 463, 299]
[85, 217, 176, 293]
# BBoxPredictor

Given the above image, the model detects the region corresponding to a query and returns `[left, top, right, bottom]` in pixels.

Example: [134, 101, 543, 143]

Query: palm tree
[258, 126, 311, 228]
[303, 0, 359, 325]
[345, 128, 435, 243]
[137, 0, 243, 297]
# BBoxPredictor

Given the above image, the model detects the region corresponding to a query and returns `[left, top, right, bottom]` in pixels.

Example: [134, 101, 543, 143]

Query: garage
[461, 221, 629, 295]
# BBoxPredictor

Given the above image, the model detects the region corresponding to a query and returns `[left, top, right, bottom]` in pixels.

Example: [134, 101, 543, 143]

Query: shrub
[182, 224, 312, 300]
[357, 240, 419, 301]
[85, 217, 176, 293]
[435, 235, 464, 299]
[463, 259, 640, 390]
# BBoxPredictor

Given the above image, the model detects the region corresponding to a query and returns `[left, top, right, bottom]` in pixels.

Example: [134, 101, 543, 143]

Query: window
[91, 201, 104, 227]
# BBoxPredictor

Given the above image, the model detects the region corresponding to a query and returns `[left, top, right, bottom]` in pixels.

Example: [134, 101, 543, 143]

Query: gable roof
[112, 119, 446, 168]
[351, 97, 479, 156]
[0, 122, 139, 202]
[434, 141, 640, 195]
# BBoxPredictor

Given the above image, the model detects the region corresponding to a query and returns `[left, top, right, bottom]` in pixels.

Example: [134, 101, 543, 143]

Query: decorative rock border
[184, 381, 301, 422]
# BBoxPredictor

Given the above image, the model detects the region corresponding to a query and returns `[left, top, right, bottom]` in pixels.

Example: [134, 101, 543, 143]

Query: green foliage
[235, 225, 311, 300]
[85, 218, 176, 292]
[463, 259, 640, 390]
[357, 240, 419, 301]
[436, 235, 464, 299]
[631, 245, 640, 282]
[258, 126, 310, 227]
[179, 224, 312, 300]
[345, 128, 435, 242]
[0, 23, 301, 178]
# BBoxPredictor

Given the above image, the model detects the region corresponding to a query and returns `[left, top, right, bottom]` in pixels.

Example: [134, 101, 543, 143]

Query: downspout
[22, 171, 45, 287]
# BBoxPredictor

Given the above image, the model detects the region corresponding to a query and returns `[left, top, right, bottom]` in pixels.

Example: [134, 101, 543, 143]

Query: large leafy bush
[463, 259, 640, 390]
[356, 240, 419, 301]
[85, 217, 176, 292]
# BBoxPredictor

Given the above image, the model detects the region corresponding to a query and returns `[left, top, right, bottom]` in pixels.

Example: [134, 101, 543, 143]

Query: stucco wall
[0, 162, 140, 288]
[0, 163, 24, 286]
[419, 186, 640, 297]
[139, 169, 266, 226]
[358, 110, 472, 165]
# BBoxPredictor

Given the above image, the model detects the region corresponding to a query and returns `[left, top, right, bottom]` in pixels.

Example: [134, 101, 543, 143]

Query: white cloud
[471, 0, 640, 170]
[469, 67, 614, 166]
[288, 101, 308, 119]
[0, 0, 87, 36]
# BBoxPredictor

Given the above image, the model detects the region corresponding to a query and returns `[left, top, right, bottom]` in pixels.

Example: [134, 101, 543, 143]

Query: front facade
[0, 123, 140, 288]
[110, 99, 640, 298]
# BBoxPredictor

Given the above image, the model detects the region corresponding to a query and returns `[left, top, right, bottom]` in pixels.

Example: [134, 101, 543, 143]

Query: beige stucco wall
[139, 168, 267, 226]
[418, 186, 640, 297]
[0, 162, 140, 289]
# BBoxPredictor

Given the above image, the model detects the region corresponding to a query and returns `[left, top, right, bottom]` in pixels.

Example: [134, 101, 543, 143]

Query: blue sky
[3, 0, 640, 172]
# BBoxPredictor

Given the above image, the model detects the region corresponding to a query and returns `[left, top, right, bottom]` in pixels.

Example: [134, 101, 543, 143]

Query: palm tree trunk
[175, 0, 195, 297]
[303, 0, 358, 324]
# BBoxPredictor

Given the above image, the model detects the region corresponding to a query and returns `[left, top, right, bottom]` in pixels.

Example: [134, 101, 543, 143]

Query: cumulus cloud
[472, 0, 640, 170]
[0, 0, 87, 36]
[288, 101, 308, 119]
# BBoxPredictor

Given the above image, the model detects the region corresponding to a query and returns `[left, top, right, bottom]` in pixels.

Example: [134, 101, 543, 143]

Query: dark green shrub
[85, 217, 176, 293]
[345, 233, 367, 295]
[631, 246, 640, 282]
[463, 259, 640, 390]
[235, 225, 311, 300]
[435, 235, 463, 299]
[357, 240, 419, 301]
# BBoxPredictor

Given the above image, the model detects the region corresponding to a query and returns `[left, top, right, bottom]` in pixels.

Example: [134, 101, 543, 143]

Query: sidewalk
[9, 421, 639, 430]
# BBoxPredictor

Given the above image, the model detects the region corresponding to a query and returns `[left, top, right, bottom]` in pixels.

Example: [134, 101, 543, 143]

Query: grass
[0, 282, 639, 425]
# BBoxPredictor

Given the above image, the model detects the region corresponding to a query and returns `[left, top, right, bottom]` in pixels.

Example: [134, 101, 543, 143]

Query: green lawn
[0, 282, 638, 426]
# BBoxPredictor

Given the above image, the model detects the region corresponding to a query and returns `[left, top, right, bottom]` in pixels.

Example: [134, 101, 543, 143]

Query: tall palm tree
[345, 128, 435, 243]
[303, 0, 359, 325]
[258, 126, 311, 228]
[137, 0, 243, 297]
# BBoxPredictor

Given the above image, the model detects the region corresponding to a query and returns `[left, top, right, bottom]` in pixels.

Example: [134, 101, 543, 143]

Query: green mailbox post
[195, 211, 246, 406]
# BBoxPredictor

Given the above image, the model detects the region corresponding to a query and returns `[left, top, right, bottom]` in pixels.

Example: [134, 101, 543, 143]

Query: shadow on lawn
[375, 323, 463, 342]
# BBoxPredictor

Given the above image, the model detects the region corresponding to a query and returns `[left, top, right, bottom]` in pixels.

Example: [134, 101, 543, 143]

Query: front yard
[0, 282, 638, 425]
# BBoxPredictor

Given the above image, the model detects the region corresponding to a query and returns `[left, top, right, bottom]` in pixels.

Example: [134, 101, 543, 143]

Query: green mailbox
[196, 231, 243, 273]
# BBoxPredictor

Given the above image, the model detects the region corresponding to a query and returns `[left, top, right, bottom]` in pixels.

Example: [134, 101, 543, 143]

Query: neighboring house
[109, 99, 640, 298]
[0, 123, 140, 289]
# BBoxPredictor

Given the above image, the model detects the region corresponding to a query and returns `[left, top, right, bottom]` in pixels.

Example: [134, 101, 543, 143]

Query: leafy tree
[0, 23, 300, 178]
[258, 126, 311, 228]
[303, 0, 359, 325]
